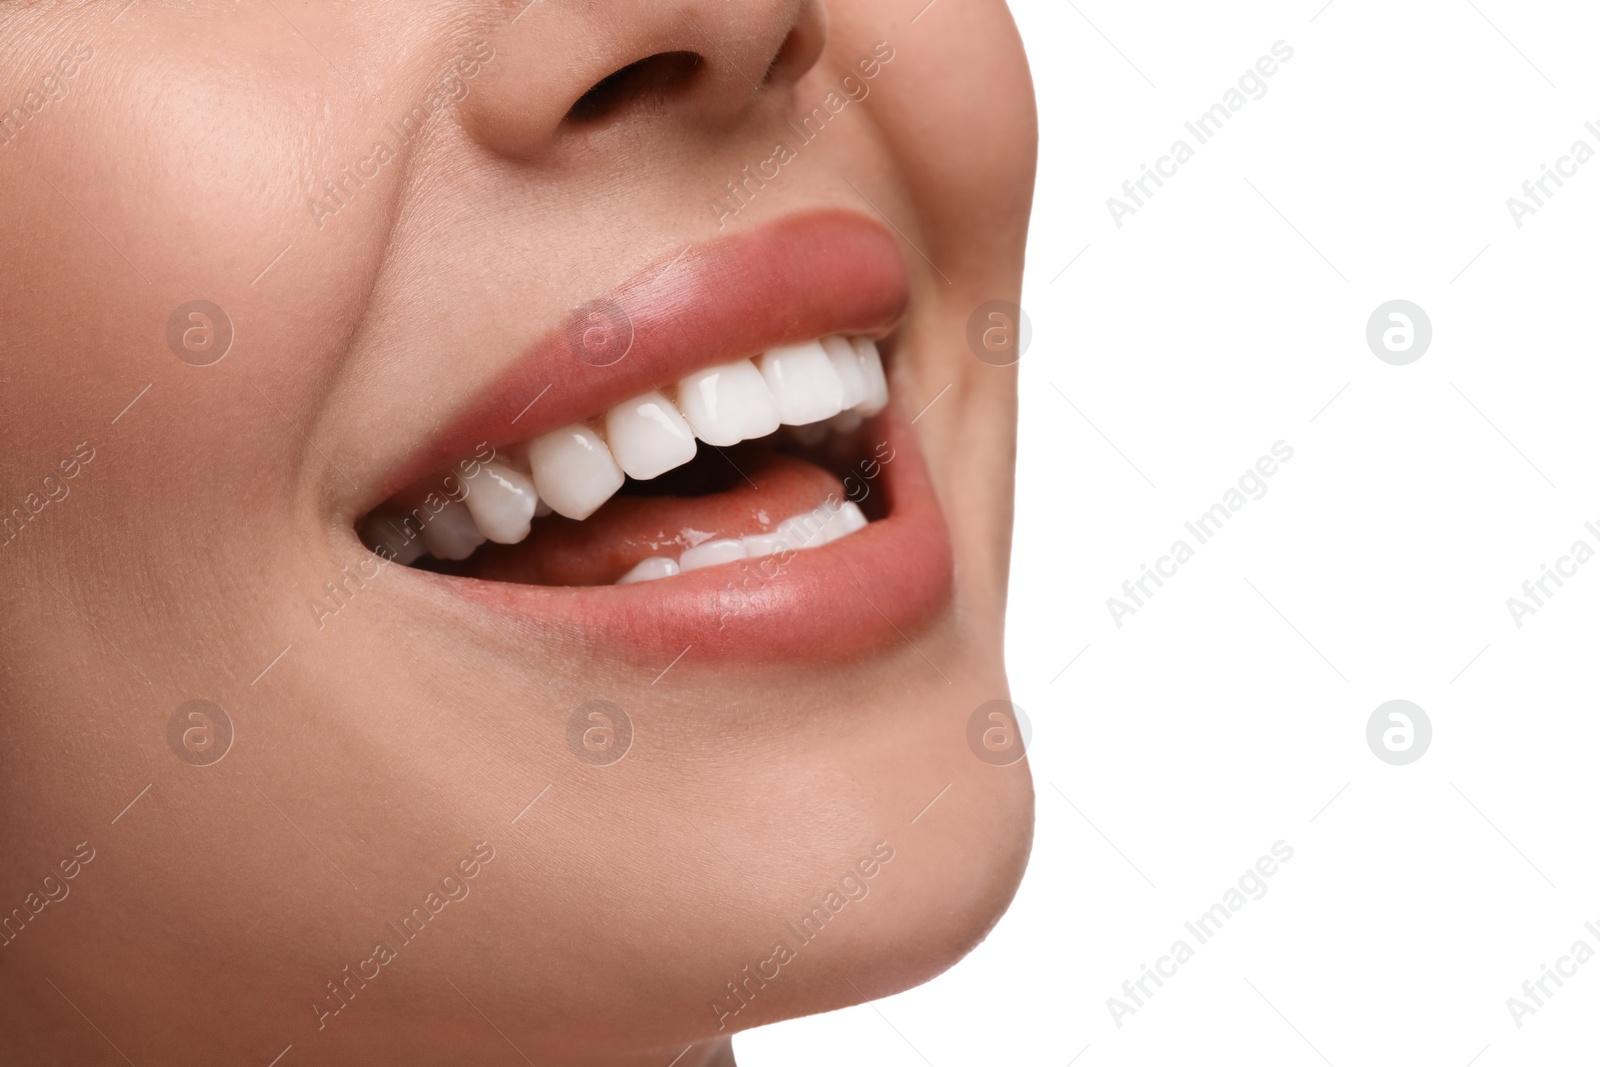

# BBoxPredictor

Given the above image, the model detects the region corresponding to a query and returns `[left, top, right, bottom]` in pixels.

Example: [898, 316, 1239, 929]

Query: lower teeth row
[615, 499, 868, 585]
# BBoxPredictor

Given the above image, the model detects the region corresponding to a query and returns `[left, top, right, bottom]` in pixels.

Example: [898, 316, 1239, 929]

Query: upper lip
[359, 208, 911, 516]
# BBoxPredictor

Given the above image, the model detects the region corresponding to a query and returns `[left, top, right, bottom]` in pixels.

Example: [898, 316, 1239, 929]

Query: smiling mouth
[348, 210, 953, 660]
[360, 334, 892, 587]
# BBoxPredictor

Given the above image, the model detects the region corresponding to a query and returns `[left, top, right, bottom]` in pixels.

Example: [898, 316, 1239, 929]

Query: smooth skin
[0, 1, 1037, 1063]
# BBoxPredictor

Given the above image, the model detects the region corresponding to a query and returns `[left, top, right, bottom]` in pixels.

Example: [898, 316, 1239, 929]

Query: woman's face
[0, 1, 1035, 1062]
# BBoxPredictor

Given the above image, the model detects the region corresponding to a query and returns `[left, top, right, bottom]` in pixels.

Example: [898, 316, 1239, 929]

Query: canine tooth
[534, 497, 553, 517]
[605, 390, 698, 480]
[822, 336, 870, 409]
[421, 500, 486, 560]
[776, 505, 836, 549]
[526, 424, 626, 520]
[677, 359, 781, 446]
[678, 538, 747, 572]
[833, 500, 869, 538]
[852, 337, 889, 416]
[462, 461, 538, 544]
[617, 556, 680, 584]
[758, 340, 845, 426]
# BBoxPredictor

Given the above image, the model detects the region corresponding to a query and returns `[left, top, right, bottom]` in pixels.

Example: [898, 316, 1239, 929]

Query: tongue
[461, 451, 846, 586]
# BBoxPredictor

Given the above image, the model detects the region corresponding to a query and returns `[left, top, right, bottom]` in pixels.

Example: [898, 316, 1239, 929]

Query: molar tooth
[758, 339, 845, 426]
[462, 461, 538, 544]
[676, 359, 781, 446]
[822, 336, 870, 409]
[526, 424, 626, 520]
[851, 337, 889, 416]
[604, 390, 698, 480]
[678, 538, 747, 573]
[829, 410, 862, 434]
[421, 500, 487, 561]
[617, 556, 681, 584]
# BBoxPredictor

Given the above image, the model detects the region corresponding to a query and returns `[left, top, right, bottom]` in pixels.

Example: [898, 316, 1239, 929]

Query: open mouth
[359, 335, 893, 587]
[348, 210, 954, 661]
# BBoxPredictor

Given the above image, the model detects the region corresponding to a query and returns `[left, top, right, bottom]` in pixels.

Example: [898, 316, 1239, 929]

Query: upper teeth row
[370, 336, 888, 563]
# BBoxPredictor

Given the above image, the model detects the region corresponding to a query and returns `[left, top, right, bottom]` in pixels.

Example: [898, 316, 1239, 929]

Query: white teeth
[740, 532, 792, 559]
[617, 556, 681, 584]
[605, 390, 698, 480]
[758, 340, 845, 426]
[421, 500, 487, 561]
[833, 500, 869, 538]
[678, 538, 747, 573]
[822, 336, 870, 410]
[614, 499, 871, 583]
[462, 461, 538, 544]
[526, 424, 626, 520]
[852, 337, 889, 417]
[384, 334, 890, 566]
[677, 359, 781, 447]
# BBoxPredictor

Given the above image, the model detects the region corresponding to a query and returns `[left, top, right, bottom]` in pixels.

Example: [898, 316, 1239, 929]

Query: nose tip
[462, 0, 828, 160]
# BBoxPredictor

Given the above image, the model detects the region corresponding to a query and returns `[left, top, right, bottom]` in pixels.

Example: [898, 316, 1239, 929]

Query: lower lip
[410, 410, 954, 664]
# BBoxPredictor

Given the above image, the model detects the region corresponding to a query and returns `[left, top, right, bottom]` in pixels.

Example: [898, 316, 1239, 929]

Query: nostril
[565, 51, 702, 124]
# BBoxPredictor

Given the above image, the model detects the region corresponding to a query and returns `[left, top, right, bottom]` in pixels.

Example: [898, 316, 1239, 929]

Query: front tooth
[851, 337, 889, 416]
[617, 556, 681, 584]
[758, 340, 845, 426]
[678, 538, 747, 573]
[462, 461, 538, 544]
[822, 336, 870, 409]
[605, 390, 698, 480]
[526, 424, 626, 520]
[677, 359, 781, 446]
[421, 500, 487, 560]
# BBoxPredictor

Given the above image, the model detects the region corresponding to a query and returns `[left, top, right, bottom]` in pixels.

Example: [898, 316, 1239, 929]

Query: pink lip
[415, 410, 953, 663]
[374, 209, 954, 664]
[369, 209, 913, 509]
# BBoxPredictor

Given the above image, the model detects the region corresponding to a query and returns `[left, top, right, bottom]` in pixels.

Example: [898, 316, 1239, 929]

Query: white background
[742, 0, 1600, 1063]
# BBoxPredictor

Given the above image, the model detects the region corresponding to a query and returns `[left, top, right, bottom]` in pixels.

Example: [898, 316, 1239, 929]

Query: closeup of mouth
[362, 334, 891, 585]
[354, 210, 954, 659]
